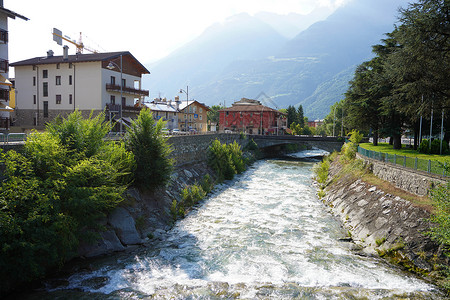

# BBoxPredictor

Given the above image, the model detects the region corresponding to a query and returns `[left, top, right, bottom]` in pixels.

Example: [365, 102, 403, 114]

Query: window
[55, 76, 61, 85]
[43, 82, 48, 97]
[33, 65, 36, 71]
[43, 101, 48, 118]
[69, 75, 72, 85]
[69, 63, 73, 69]
[56, 94, 61, 104]
[69, 94, 73, 104]
[110, 95, 115, 104]
[121, 97, 126, 107]
[121, 78, 126, 87]
[110, 76, 115, 85]
[43, 70, 48, 78]
[56, 63, 60, 69]
[200, 108, 203, 113]
[33, 76, 36, 86]
[33, 95, 36, 105]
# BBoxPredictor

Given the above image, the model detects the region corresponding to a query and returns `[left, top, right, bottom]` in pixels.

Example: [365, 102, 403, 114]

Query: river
[23, 156, 443, 299]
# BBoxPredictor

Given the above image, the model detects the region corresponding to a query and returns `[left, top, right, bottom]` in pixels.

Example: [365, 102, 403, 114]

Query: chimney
[63, 45, 69, 60]
[47, 50, 54, 58]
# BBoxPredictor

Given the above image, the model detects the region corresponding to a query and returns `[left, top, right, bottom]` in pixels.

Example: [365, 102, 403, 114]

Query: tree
[387, 0, 450, 146]
[286, 105, 298, 128]
[297, 105, 305, 128]
[125, 108, 174, 190]
[207, 104, 224, 127]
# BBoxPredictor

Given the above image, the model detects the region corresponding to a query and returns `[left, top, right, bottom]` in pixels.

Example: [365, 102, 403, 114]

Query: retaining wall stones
[357, 153, 448, 196]
[323, 159, 449, 275]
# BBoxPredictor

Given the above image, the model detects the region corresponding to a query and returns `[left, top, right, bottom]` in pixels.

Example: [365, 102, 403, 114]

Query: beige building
[11, 51, 149, 129]
[0, 1, 28, 130]
[178, 99, 209, 133]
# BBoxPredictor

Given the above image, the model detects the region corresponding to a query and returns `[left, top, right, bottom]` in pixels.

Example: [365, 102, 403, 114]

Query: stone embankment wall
[357, 153, 448, 196]
[322, 159, 448, 275]
[79, 134, 247, 257]
[169, 133, 248, 166]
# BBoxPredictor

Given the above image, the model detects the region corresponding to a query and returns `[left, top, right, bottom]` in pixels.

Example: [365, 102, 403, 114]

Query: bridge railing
[358, 146, 448, 178]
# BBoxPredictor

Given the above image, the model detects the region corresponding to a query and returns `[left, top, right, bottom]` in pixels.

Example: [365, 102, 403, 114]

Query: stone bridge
[249, 135, 345, 154]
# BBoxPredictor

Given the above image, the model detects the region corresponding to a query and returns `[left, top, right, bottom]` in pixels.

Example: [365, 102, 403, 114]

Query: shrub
[419, 139, 449, 154]
[0, 110, 135, 293]
[245, 139, 259, 151]
[181, 183, 206, 207]
[208, 139, 236, 181]
[341, 130, 363, 161]
[200, 174, 214, 194]
[125, 108, 173, 190]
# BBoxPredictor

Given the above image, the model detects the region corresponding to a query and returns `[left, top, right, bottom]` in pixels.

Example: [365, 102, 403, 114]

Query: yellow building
[178, 99, 210, 133]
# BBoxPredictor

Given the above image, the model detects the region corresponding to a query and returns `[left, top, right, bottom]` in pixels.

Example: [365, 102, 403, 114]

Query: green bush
[0, 110, 134, 293]
[125, 108, 173, 190]
[244, 139, 259, 151]
[200, 174, 214, 194]
[419, 139, 449, 155]
[208, 139, 249, 181]
[181, 183, 206, 207]
[341, 130, 363, 161]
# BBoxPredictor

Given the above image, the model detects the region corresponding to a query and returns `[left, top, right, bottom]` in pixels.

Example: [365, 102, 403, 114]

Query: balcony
[105, 103, 142, 114]
[106, 83, 149, 97]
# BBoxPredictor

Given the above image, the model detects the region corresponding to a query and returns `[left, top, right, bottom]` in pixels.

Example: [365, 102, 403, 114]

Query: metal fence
[0, 133, 27, 143]
[358, 146, 448, 178]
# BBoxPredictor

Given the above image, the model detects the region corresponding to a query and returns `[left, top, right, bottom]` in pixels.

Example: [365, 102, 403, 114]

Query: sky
[6, 0, 348, 68]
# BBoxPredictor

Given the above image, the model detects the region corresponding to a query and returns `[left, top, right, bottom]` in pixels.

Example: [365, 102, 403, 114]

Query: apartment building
[11, 50, 149, 129]
[178, 99, 209, 133]
[0, 1, 28, 130]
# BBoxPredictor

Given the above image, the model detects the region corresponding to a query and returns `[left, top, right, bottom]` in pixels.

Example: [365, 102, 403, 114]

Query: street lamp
[107, 54, 123, 135]
[179, 86, 189, 132]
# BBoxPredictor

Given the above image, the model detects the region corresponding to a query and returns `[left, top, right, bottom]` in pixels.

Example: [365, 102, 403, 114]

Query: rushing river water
[25, 156, 443, 299]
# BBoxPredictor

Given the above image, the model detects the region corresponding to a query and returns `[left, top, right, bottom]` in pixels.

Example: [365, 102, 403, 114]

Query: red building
[219, 98, 287, 135]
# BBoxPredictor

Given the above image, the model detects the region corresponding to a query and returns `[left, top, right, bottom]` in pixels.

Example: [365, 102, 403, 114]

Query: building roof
[144, 101, 178, 113]
[0, 6, 29, 20]
[178, 100, 210, 111]
[10, 51, 150, 74]
[219, 104, 282, 114]
[219, 98, 285, 114]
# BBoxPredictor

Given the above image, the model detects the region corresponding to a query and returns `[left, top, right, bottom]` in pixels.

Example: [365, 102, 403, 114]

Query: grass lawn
[359, 143, 450, 176]
[360, 143, 450, 163]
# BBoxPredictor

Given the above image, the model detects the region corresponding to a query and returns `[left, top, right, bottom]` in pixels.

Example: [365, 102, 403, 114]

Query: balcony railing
[106, 103, 121, 113]
[105, 103, 142, 114]
[0, 89, 9, 101]
[106, 83, 149, 97]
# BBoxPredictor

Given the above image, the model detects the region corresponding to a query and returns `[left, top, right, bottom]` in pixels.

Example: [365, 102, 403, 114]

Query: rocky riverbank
[321, 156, 449, 283]
[77, 161, 216, 258]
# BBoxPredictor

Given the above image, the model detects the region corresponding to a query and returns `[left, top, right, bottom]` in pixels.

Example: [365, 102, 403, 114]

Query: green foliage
[125, 108, 174, 190]
[428, 182, 450, 246]
[313, 159, 330, 187]
[208, 139, 246, 181]
[200, 174, 214, 195]
[341, 130, 363, 161]
[0, 110, 134, 293]
[419, 139, 449, 155]
[244, 139, 259, 151]
[181, 183, 206, 207]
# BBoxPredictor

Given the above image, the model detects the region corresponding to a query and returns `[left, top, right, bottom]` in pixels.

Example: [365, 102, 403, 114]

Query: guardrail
[358, 146, 448, 178]
[0, 133, 27, 144]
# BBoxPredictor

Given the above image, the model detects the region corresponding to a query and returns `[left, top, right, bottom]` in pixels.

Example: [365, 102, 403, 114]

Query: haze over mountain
[145, 0, 411, 119]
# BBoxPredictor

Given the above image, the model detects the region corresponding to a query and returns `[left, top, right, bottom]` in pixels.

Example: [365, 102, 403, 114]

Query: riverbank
[320, 153, 449, 292]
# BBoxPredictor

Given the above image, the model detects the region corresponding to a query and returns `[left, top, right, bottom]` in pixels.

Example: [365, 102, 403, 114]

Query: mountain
[146, 0, 411, 119]
[147, 13, 288, 99]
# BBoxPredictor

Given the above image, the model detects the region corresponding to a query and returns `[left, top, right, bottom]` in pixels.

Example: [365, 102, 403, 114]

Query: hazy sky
[7, 0, 349, 66]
